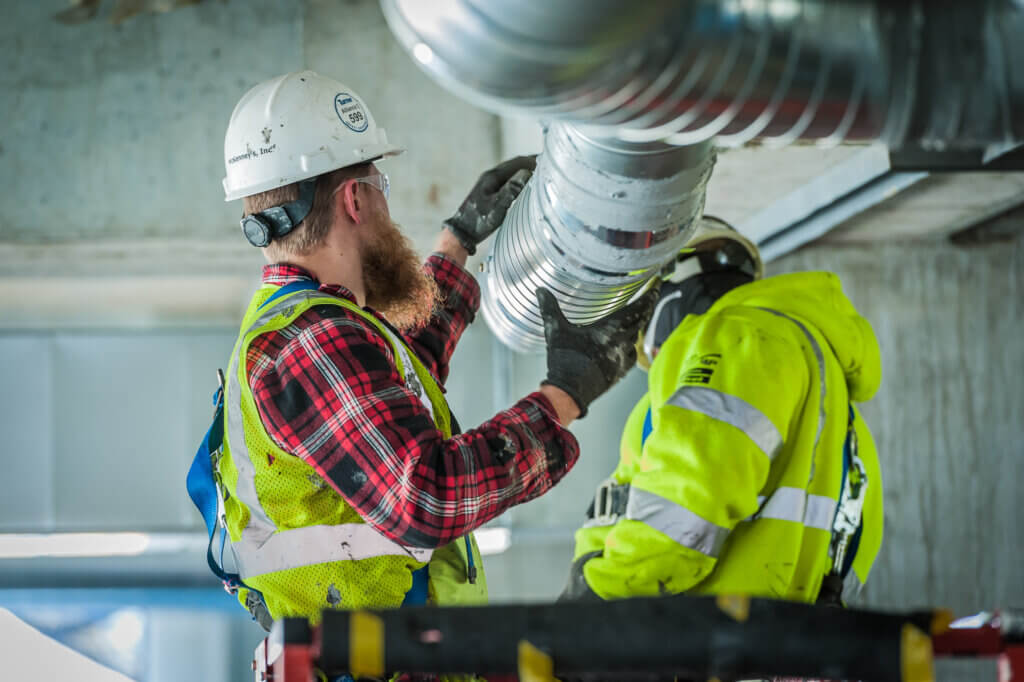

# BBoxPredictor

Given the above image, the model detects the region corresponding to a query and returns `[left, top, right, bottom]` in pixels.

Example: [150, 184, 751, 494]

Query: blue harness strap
[641, 406, 653, 447]
[185, 390, 222, 541]
[401, 566, 430, 606]
[185, 382, 249, 591]
[258, 280, 319, 311]
[464, 536, 477, 583]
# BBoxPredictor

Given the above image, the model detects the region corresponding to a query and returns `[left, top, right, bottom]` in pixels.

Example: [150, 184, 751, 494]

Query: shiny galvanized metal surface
[480, 125, 714, 352]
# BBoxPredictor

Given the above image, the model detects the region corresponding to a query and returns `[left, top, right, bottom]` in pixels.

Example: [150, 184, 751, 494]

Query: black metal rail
[273, 594, 940, 681]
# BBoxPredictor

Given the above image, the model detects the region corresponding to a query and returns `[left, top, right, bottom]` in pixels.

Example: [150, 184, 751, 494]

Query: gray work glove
[443, 155, 536, 255]
[538, 283, 660, 418]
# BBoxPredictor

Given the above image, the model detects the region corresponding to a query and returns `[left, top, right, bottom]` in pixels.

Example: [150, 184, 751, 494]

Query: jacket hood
[712, 272, 881, 401]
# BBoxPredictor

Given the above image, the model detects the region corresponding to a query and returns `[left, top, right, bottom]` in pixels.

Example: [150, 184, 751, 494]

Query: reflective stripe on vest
[665, 386, 782, 460]
[226, 289, 436, 579]
[755, 487, 835, 531]
[233, 523, 432, 579]
[625, 487, 730, 558]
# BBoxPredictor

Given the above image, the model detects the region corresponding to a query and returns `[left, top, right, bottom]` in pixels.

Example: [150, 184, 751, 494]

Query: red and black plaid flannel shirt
[247, 254, 580, 548]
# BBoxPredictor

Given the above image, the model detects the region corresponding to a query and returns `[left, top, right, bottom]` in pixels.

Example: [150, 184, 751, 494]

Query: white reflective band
[226, 347, 276, 544]
[756, 486, 836, 531]
[758, 308, 827, 481]
[804, 494, 837, 530]
[666, 386, 783, 460]
[226, 286, 317, 541]
[626, 487, 731, 558]
[233, 523, 433, 579]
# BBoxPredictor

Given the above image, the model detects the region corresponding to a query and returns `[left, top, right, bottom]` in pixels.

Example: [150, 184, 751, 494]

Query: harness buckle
[211, 369, 225, 415]
[588, 478, 627, 527]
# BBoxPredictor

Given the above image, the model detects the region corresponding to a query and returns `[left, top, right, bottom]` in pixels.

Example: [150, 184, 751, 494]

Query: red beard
[360, 216, 440, 332]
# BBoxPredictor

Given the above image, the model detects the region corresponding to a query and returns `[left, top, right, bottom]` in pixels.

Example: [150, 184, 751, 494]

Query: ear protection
[240, 179, 317, 247]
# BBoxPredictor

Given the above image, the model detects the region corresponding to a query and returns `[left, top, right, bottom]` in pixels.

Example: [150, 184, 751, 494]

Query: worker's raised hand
[537, 282, 660, 418]
[442, 155, 536, 255]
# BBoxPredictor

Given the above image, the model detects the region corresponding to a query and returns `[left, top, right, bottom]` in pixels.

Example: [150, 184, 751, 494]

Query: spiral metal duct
[382, 0, 1024, 351]
[483, 126, 714, 351]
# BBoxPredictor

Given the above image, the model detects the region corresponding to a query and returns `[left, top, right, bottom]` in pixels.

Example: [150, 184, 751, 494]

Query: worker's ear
[337, 179, 364, 225]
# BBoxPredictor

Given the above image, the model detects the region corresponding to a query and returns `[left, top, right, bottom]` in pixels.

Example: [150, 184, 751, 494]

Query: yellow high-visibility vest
[218, 285, 487, 623]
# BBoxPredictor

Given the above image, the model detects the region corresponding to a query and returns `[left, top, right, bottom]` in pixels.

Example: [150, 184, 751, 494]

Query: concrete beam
[824, 171, 1024, 243]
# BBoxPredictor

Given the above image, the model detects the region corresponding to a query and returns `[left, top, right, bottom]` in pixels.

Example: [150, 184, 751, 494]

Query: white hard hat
[636, 216, 763, 370]
[667, 215, 764, 283]
[223, 70, 403, 201]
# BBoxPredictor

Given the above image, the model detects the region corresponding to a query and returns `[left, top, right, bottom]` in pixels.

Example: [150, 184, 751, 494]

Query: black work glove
[443, 155, 536, 255]
[538, 283, 660, 418]
[558, 551, 603, 602]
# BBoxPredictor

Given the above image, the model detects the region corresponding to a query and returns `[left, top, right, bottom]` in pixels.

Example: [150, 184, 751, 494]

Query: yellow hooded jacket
[574, 272, 883, 602]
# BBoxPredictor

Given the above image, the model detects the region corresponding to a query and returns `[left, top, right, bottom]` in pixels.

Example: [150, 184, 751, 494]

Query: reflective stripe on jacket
[219, 285, 486, 622]
[574, 272, 884, 603]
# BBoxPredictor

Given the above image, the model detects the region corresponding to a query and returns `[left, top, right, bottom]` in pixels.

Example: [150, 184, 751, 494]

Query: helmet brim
[223, 143, 404, 202]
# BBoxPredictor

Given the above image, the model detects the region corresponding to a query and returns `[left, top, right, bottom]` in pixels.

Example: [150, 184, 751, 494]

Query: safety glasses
[331, 172, 390, 200]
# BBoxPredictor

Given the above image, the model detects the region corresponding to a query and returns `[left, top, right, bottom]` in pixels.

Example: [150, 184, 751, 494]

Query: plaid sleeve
[248, 304, 579, 549]
[404, 253, 481, 385]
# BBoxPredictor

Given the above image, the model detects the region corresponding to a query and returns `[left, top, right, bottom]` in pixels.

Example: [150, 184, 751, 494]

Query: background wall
[773, 238, 1024, 614]
[0, 0, 1021, 680]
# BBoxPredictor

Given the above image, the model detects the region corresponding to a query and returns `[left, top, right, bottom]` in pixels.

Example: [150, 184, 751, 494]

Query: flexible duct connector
[482, 126, 714, 352]
[382, 0, 1024, 351]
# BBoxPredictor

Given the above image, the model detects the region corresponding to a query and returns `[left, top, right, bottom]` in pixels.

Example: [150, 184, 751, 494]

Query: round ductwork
[480, 125, 714, 352]
[383, 0, 1024, 351]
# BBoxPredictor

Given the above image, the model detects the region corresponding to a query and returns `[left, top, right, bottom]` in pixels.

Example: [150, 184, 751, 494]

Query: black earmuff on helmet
[240, 178, 317, 247]
[639, 217, 762, 368]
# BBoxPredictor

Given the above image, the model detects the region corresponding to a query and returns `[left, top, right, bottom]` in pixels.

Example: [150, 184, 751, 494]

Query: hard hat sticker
[335, 93, 369, 133]
[227, 141, 276, 166]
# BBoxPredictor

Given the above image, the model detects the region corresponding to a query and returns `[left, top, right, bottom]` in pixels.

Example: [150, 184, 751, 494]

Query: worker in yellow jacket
[565, 217, 884, 606]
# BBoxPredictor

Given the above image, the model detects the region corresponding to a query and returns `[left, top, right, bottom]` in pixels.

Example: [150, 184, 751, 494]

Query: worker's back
[573, 271, 883, 603]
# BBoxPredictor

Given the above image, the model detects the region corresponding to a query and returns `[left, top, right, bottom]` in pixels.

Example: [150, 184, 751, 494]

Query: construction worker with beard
[204, 71, 658, 633]
[563, 217, 884, 608]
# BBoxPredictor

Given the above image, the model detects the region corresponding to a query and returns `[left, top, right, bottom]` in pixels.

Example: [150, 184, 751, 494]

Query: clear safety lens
[355, 172, 390, 199]
[330, 172, 390, 200]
